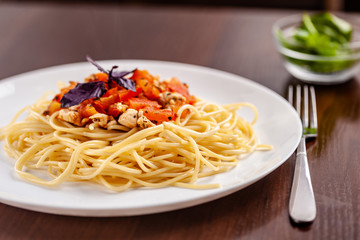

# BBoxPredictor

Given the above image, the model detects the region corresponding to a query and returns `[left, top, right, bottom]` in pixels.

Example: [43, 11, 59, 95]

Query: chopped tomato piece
[142, 107, 175, 123]
[45, 101, 61, 115]
[137, 79, 160, 100]
[129, 98, 161, 110]
[94, 72, 108, 82]
[166, 77, 196, 104]
[188, 95, 197, 105]
[100, 94, 119, 109]
[103, 87, 142, 102]
[131, 69, 154, 83]
[103, 87, 119, 97]
[78, 103, 99, 118]
[166, 78, 188, 96]
[90, 101, 107, 114]
[131, 69, 161, 100]
[118, 87, 142, 101]
[85, 73, 108, 83]
[108, 104, 121, 118]
[89, 94, 118, 114]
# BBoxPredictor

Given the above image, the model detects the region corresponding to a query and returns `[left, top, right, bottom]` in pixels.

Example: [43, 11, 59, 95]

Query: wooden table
[0, 3, 359, 239]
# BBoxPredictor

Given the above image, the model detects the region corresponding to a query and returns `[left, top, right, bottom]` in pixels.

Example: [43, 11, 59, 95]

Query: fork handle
[289, 137, 316, 223]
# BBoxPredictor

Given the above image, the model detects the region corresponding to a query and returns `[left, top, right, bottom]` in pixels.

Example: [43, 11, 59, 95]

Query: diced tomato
[103, 87, 142, 102]
[45, 101, 61, 115]
[131, 69, 154, 83]
[142, 107, 175, 123]
[166, 77, 196, 104]
[118, 87, 142, 101]
[137, 79, 160, 100]
[131, 69, 161, 100]
[108, 104, 121, 118]
[88, 94, 117, 114]
[85, 73, 109, 82]
[103, 87, 119, 97]
[94, 72, 108, 82]
[78, 103, 99, 118]
[166, 78, 188, 96]
[90, 101, 106, 114]
[100, 94, 119, 109]
[52, 94, 61, 103]
[128, 98, 161, 110]
[188, 95, 197, 105]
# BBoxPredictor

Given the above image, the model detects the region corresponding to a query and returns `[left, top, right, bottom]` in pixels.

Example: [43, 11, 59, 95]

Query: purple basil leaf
[118, 77, 136, 92]
[60, 81, 107, 108]
[112, 70, 133, 78]
[86, 55, 107, 73]
[111, 69, 136, 91]
[86, 55, 136, 92]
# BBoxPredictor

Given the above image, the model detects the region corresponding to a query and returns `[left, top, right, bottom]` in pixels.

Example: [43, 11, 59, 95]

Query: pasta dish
[0, 57, 271, 191]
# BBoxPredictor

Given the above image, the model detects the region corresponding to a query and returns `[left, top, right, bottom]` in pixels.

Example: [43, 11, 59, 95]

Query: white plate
[0, 60, 302, 216]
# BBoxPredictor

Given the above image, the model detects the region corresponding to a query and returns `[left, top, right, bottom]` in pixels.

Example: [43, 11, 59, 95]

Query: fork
[288, 85, 317, 224]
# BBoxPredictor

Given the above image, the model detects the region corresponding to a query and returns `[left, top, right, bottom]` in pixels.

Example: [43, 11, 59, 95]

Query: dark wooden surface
[0, 3, 359, 240]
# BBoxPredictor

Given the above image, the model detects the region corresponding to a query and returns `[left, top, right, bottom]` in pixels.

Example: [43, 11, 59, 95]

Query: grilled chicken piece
[89, 113, 109, 128]
[159, 92, 186, 109]
[118, 108, 138, 128]
[112, 102, 128, 113]
[137, 110, 155, 129]
[57, 108, 83, 126]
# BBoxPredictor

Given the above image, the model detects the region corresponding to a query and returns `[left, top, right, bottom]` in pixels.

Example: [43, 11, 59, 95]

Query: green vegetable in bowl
[277, 12, 356, 73]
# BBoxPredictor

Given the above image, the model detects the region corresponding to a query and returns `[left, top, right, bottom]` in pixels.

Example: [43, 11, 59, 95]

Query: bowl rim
[272, 13, 360, 61]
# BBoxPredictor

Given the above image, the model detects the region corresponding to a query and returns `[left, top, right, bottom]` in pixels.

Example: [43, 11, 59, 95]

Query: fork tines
[288, 85, 318, 137]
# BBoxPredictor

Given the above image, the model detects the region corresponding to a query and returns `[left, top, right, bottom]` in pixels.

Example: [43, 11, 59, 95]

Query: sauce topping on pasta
[44, 69, 197, 129]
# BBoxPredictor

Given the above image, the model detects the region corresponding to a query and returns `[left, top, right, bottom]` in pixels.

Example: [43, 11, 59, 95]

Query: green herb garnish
[277, 12, 356, 73]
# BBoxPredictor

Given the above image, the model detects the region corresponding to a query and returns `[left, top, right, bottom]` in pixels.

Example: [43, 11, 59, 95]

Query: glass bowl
[273, 13, 360, 84]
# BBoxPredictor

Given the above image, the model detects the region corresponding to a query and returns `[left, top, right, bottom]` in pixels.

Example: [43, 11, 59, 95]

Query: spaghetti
[0, 65, 271, 192]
